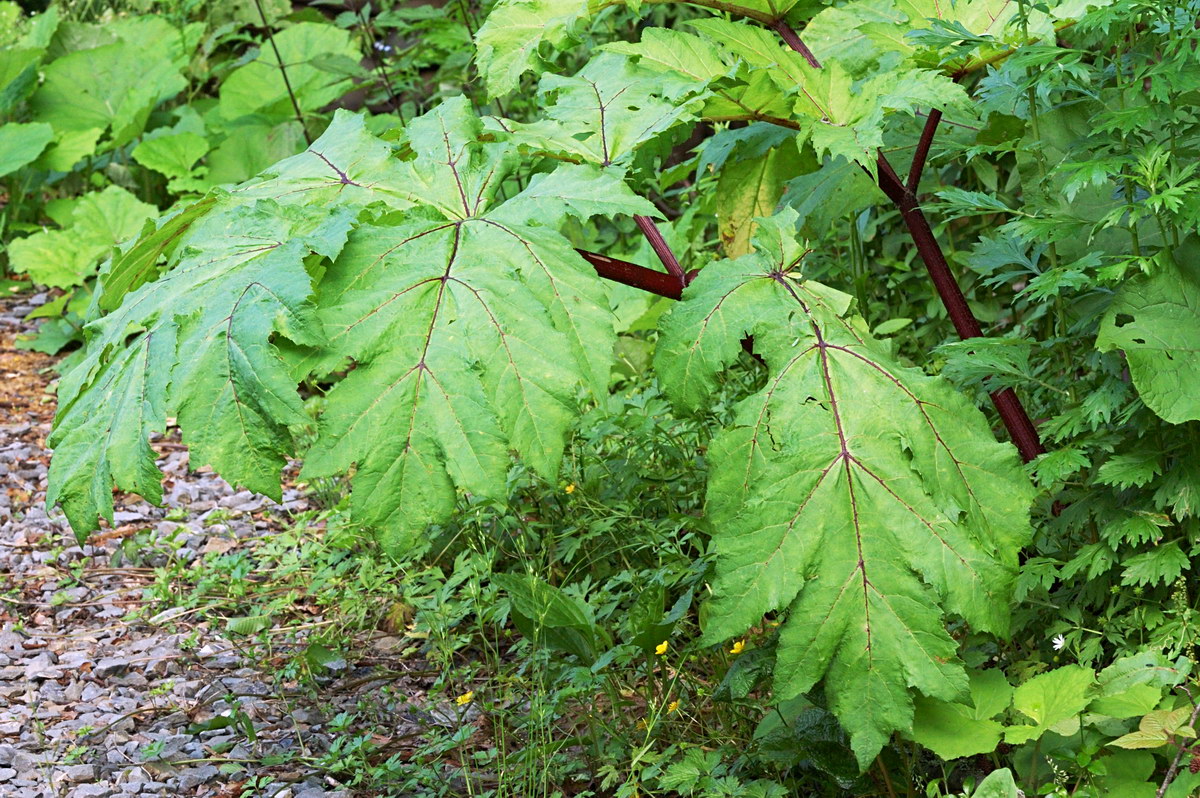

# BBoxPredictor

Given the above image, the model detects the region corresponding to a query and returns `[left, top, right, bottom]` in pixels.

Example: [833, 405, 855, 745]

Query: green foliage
[217, 22, 357, 120]
[0, 0, 475, 351]
[656, 211, 1032, 762]
[1097, 240, 1200, 424]
[15, 0, 1200, 793]
[8, 185, 157, 287]
[47, 112, 396, 532]
[0, 120, 51, 175]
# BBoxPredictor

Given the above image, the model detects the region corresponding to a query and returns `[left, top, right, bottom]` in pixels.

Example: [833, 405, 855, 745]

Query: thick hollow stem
[634, 215, 687, 286]
[877, 154, 1044, 461]
[577, 250, 683, 300]
[772, 20, 821, 69]
[907, 109, 942, 193]
[770, 24, 1045, 462]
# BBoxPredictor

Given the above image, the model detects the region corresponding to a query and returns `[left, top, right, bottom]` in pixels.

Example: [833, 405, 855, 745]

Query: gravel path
[0, 295, 445, 798]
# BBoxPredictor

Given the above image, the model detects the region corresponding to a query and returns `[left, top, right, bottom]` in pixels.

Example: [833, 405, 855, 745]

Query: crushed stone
[0, 294, 447, 796]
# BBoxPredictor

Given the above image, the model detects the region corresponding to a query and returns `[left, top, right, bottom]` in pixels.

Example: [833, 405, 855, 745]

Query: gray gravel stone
[176, 764, 220, 790]
[12, 750, 50, 772]
[24, 651, 64, 680]
[71, 785, 117, 797]
[0, 292, 401, 796]
[94, 657, 130, 678]
[58, 763, 99, 783]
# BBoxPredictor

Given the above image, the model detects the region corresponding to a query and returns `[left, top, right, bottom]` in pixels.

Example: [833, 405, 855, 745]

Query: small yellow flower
[455, 690, 474, 706]
[654, 640, 669, 656]
[729, 640, 746, 655]
[667, 700, 680, 713]
[564, 483, 576, 494]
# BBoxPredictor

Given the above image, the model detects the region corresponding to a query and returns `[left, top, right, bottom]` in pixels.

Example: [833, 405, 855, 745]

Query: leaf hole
[1114, 313, 1135, 328]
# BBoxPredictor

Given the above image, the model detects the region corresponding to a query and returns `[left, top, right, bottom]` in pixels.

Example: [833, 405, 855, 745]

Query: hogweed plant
[40, 0, 1200, 790]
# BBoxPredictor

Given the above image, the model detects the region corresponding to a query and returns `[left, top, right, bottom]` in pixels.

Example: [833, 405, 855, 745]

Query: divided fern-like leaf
[655, 210, 1034, 765]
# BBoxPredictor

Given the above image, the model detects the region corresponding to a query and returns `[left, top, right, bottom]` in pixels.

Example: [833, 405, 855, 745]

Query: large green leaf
[603, 27, 795, 129]
[906, 668, 1012, 759]
[47, 111, 407, 534]
[203, 119, 308, 187]
[781, 155, 881, 234]
[973, 769, 1020, 798]
[0, 47, 44, 115]
[218, 22, 359, 121]
[474, 0, 590, 97]
[1097, 241, 1200, 424]
[655, 210, 1033, 764]
[30, 18, 195, 148]
[1004, 665, 1095, 743]
[602, 28, 733, 84]
[0, 121, 53, 177]
[49, 104, 647, 555]
[297, 98, 646, 552]
[132, 132, 210, 191]
[491, 53, 706, 169]
[8, 186, 157, 288]
[716, 143, 803, 256]
[96, 197, 219, 313]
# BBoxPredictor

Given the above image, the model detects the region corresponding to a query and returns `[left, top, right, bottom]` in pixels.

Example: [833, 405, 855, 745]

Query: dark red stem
[577, 249, 683, 300]
[772, 20, 821, 69]
[908, 109, 942, 193]
[634, 215, 687, 286]
[774, 27, 1045, 462]
[874, 163, 1042, 459]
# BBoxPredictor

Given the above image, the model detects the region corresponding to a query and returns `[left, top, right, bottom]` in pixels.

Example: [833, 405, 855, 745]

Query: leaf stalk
[772, 26, 1045, 462]
[633, 215, 687, 287]
[251, 0, 312, 146]
[576, 249, 684, 300]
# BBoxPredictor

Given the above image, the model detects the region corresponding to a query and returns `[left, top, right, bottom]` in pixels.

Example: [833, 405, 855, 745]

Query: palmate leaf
[474, 0, 591, 97]
[478, 2, 972, 172]
[297, 98, 647, 551]
[604, 27, 795, 127]
[474, 0, 829, 100]
[48, 100, 650, 554]
[655, 210, 1033, 764]
[606, 21, 965, 171]
[47, 111, 412, 534]
[834, 0, 1057, 70]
